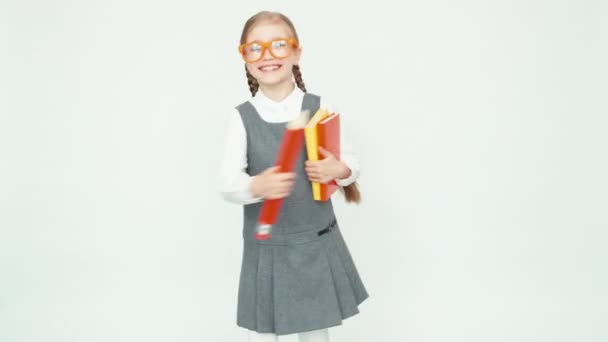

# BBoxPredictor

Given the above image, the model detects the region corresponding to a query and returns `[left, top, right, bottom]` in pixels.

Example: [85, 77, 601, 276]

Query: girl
[220, 11, 369, 342]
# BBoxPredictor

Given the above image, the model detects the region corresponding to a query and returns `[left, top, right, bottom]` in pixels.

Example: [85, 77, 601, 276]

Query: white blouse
[220, 86, 360, 205]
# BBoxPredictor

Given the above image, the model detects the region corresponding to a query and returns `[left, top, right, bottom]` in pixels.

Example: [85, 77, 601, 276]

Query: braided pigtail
[292, 65, 307, 92]
[245, 65, 259, 96]
[340, 181, 361, 204]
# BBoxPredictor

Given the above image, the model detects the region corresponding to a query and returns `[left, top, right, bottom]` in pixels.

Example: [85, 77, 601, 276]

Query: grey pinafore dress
[235, 93, 369, 335]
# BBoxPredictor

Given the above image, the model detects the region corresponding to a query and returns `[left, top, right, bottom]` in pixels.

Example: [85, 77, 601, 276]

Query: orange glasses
[238, 38, 299, 63]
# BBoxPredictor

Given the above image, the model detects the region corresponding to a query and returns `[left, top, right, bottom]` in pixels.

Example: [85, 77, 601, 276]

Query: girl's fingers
[269, 190, 289, 199]
[276, 172, 296, 181]
[277, 183, 293, 193]
[308, 175, 322, 182]
[311, 175, 331, 183]
[318, 147, 335, 159]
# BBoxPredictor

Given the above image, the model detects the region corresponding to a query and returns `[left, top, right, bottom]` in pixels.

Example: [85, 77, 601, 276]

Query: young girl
[220, 11, 369, 342]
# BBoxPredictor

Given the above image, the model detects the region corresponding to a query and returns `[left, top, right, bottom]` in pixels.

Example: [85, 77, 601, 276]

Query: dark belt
[317, 219, 337, 236]
[245, 219, 339, 245]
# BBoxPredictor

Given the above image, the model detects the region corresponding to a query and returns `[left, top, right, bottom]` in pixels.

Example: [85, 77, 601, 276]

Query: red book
[317, 113, 340, 201]
[255, 110, 309, 240]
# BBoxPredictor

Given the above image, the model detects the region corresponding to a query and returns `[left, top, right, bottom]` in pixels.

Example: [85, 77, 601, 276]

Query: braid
[245, 65, 259, 96]
[292, 65, 307, 92]
[341, 182, 362, 204]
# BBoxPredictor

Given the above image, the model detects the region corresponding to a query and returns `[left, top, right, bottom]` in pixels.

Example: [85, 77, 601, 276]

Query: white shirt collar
[251, 84, 304, 121]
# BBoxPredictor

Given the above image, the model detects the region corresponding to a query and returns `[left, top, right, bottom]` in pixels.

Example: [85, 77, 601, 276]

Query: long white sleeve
[219, 108, 264, 205]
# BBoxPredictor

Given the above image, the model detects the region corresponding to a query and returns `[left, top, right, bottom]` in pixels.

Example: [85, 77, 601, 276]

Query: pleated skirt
[236, 222, 369, 335]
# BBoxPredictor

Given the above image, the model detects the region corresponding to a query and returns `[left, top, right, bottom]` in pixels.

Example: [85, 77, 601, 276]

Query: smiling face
[242, 21, 301, 89]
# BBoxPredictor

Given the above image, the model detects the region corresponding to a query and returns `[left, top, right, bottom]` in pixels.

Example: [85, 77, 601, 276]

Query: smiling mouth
[259, 64, 282, 72]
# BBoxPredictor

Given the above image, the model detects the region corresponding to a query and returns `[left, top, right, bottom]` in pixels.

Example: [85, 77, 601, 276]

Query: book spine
[304, 126, 321, 201]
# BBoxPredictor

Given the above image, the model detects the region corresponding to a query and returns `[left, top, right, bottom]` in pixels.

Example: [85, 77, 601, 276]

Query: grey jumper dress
[235, 93, 369, 335]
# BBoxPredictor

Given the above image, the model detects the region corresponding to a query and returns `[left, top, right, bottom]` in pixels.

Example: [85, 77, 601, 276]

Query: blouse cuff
[244, 177, 264, 204]
[335, 157, 359, 187]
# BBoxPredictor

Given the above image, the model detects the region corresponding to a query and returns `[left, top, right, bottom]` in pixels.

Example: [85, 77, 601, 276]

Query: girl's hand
[305, 147, 351, 184]
[250, 166, 296, 199]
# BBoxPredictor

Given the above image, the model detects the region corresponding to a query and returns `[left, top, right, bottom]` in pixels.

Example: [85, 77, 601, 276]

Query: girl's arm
[220, 109, 264, 205]
[320, 100, 361, 187]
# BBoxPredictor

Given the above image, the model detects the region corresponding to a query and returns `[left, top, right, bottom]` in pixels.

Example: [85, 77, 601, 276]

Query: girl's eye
[249, 44, 262, 52]
[271, 40, 287, 48]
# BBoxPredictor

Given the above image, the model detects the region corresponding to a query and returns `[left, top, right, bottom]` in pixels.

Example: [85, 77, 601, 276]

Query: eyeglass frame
[238, 38, 299, 63]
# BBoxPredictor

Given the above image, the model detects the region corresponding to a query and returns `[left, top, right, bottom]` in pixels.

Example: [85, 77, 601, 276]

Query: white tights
[247, 328, 329, 342]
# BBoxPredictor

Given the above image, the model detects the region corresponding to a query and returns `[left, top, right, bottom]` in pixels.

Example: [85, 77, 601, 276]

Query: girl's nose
[262, 47, 274, 60]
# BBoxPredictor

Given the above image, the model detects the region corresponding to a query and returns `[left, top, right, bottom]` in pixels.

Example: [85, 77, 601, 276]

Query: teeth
[260, 65, 280, 71]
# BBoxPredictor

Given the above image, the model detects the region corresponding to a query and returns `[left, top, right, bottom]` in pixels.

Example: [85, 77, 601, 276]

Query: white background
[1, 0, 606, 341]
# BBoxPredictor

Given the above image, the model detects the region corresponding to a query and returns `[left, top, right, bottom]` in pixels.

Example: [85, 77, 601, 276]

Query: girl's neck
[258, 81, 296, 103]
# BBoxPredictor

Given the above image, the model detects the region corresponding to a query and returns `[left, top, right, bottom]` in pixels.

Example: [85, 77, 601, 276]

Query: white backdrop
[1, 0, 606, 341]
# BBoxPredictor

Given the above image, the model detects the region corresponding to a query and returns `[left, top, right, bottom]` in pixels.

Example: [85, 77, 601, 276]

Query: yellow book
[304, 108, 330, 200]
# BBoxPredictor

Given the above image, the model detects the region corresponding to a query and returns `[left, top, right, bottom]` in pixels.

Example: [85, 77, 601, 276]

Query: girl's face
[243, 21, 301, 89]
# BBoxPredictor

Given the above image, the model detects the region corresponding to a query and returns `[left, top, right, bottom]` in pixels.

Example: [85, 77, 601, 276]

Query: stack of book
[304, 108, 340, 201]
